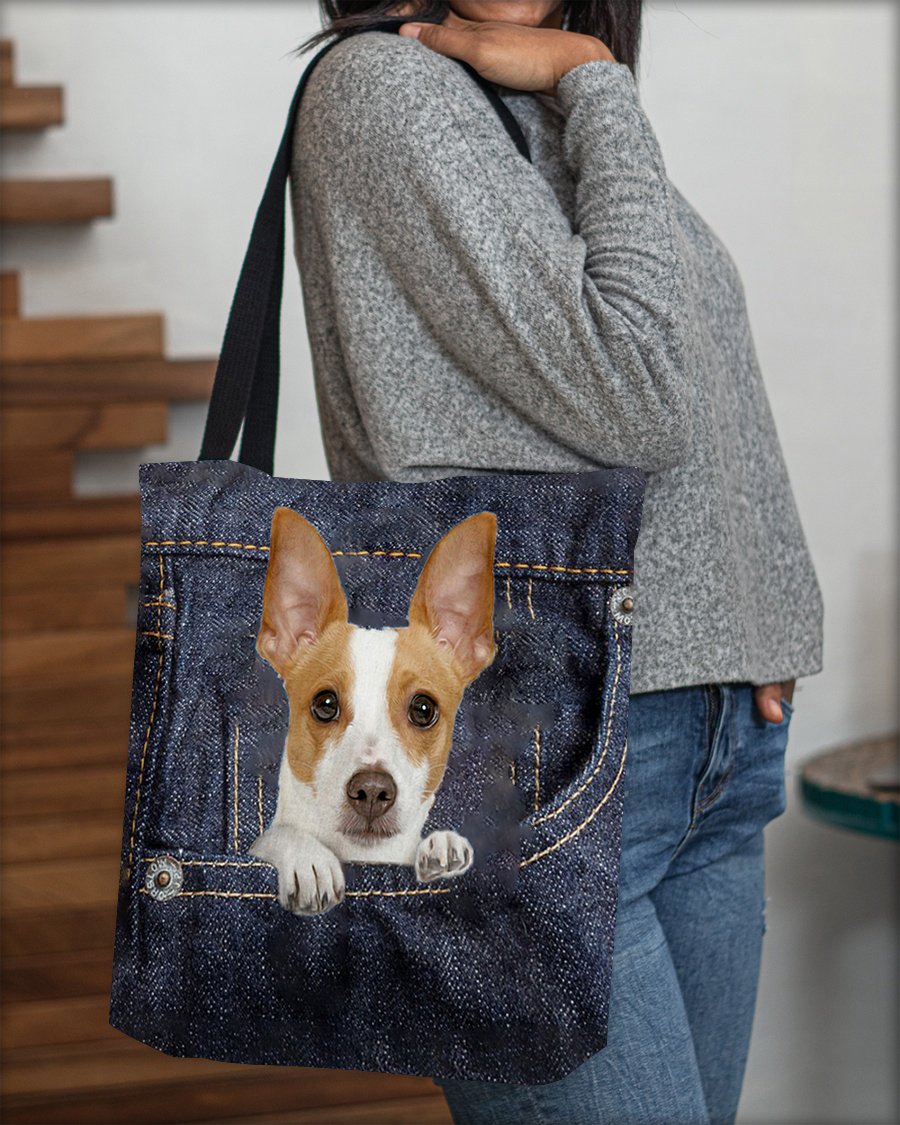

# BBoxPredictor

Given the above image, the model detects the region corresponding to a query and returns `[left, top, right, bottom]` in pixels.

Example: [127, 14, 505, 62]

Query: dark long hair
[289, 2, 643, 82]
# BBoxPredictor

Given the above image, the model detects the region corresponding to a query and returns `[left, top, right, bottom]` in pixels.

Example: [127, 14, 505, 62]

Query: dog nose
[345, 770, 397, 821]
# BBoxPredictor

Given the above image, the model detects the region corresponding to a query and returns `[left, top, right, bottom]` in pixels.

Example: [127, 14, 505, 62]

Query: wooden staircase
[0, 38, 452, 1125]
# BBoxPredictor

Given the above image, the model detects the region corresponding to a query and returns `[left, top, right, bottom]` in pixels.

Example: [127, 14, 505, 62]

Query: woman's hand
[396, 9, 615, 97]
[754, 678, 796, 724]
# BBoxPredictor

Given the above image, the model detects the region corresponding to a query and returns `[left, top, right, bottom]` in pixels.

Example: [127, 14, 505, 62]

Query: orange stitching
[140, 888, 274, 899]
[142, 600, 176, 609]
[505, 573, 512, 610]
[143, 857, 271, 868]
[698, 767, 732, 811]
[127, 554, 167, 867]
[142, 538, 630, 576]
[127, 653, 163, 867]
[139, 631, 173, 640]
[519, 737, 628, 868]
[531, 620, 622, 828]
[344, 887, 451, 899]
[533, 726, 542, 812]
[333, 550, 422, 559]
[139, 855, 453, 897]
[232, 721, 240, 851]
[144, 540, 271, 550]
[139, 884, 451, 900]
[501, 562, 630, 575]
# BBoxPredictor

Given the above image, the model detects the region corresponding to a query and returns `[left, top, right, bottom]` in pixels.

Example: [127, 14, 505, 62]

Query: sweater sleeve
[297, 34, 694, 473]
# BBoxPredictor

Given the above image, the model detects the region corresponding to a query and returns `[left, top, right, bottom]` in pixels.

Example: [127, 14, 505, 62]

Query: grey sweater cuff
[555, 57, 638, 114]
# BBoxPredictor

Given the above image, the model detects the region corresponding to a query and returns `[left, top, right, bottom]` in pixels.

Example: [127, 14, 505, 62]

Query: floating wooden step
[1, 627, 138, 691]
[1, 39, 13, 87]
[0, 496, 142, 541]
[1, 400, 168, 502]
[0, 1037, 440, 1114]
[0, 451, 73, 503]
[2, 907, 113, 959]
[3, 585, 128, 632]
[0, 1088, 450, 1125]
[2, 270, 19, 315]
[2, 535, 139, 594]
[1, 85, 64, 131]
[1, 766, 129, 821]
[2, 402, 168, 451]
[2, 995, 117, 1051]
[2, 810, 122, 864]
[1, 1030, 215, 1093]
[0, 855, 118, 916]
[2, 682, 132, 731]
[0, 313, 163, 364]
[0, 177, 113, 224]
[198, 1099, 451, 1125]
[1, 356, 217, 404]
[2, 947, 115, 1003]
[1, 624, 138, 730]
[1, 718, 129, 771]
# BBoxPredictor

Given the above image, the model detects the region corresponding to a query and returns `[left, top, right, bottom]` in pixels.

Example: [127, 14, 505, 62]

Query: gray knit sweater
[288, 29, 824, 695]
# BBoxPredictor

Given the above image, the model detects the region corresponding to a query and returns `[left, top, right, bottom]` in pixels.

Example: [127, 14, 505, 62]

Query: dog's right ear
[256, 508, 348, 678]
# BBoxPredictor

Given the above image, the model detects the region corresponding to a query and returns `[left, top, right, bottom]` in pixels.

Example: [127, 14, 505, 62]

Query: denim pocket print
[131, 539, 631, 907]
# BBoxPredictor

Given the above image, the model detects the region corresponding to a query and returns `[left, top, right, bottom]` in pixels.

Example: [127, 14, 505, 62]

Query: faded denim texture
[109, 459, 646, 1084]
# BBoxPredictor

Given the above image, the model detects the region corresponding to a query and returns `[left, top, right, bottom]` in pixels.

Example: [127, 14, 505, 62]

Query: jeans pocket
[761, 702, 792, 823]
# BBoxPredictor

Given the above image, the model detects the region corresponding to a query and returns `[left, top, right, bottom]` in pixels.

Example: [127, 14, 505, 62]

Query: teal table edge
[798, 776, 900, 841]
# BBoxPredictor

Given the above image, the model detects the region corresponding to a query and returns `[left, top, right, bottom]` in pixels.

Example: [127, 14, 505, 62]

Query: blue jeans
[435, 680, 794, 1125]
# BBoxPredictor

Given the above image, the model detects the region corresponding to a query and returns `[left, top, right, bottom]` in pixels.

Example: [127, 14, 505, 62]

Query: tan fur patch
[388, 624, 467, 798]
[282, 620, 356, 786]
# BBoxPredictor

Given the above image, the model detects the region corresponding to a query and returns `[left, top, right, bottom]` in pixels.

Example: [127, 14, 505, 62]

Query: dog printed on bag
[249, 507, 498, 915]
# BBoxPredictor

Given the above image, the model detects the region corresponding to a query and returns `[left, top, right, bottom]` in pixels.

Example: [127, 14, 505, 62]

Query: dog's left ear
[407, 512, 497, 684]
[257, 508, 348, 678]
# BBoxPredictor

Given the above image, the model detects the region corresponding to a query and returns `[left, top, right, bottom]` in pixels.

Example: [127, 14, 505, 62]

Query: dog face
[255, 507, 497, 860]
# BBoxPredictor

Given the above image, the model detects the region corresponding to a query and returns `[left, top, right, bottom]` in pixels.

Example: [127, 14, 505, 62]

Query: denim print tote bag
[108, 23, 647, 1086]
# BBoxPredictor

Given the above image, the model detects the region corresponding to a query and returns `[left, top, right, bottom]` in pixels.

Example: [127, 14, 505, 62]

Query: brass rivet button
[145, 855, 183, 901]
[610, 585, 636, 626]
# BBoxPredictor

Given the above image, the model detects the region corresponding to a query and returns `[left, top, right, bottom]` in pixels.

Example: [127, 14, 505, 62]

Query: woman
[289, 2, 824, 1122]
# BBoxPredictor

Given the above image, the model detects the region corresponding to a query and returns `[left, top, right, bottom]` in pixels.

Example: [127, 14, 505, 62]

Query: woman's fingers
[753, 678, 796, 723]
[398, 16, 601, 95]
[399, 14, 481, 58]
[754, 684, 784, 724]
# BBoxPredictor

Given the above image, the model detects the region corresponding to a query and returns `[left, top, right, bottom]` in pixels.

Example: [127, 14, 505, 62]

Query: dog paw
[415, 830, 473, 883]
[249, 825, 345, 915]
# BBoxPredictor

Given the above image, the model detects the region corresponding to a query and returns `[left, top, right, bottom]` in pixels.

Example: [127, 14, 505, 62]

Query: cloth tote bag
[108, 25, 647, 1086]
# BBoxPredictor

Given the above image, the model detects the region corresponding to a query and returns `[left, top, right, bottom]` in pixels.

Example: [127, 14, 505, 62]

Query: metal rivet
[145, 855, 183, 901]
[610, 585, 636, 626]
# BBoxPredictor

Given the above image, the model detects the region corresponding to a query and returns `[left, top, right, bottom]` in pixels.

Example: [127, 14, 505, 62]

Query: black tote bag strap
[198, 21, 532, 474]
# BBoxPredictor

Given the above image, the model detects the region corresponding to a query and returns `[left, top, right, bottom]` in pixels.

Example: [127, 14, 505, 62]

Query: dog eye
[310, 689, 340, 722]
[408, 693, 438, 729]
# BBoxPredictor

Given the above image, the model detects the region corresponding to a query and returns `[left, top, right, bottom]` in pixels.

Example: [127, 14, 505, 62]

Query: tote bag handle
[197, 20, 532, 474]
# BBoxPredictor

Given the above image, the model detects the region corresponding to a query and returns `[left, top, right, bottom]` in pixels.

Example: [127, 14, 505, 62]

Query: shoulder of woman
[298, 29, 481, 139]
